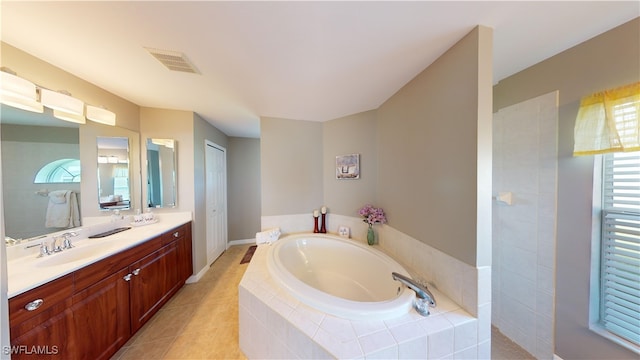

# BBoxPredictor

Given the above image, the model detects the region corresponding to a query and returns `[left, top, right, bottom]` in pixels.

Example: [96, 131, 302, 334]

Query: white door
[205, 140, 227, 265]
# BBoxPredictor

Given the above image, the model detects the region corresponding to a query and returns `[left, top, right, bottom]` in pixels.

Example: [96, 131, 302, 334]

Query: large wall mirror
[1, 104, 141, 244]
[1, 105, 81, 241]
[146, 138, 177, 208]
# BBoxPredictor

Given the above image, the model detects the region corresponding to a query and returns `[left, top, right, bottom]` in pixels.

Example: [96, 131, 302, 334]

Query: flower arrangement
[360, 204, 386, 245]
[359, 204, 387, 228]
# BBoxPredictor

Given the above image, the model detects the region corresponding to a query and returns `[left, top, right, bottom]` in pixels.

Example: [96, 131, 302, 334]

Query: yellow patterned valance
[573, 82, 640, 156]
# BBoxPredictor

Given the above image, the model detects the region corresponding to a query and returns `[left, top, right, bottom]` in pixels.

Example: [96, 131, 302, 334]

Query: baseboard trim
[186, 265, 209, 284]
[186, 239, 255, 284]
[228, 238, 255, 247]
[553, 355, 563, 360]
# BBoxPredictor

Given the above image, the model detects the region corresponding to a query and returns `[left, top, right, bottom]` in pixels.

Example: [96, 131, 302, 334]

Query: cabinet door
[9, 301, 73, 359]
[177, 230, 193, 284]
[129, 242, 178, 332]
[70, 267, 130, 360]
[9, 274, 74, 359]
[167, 223, 193, 285]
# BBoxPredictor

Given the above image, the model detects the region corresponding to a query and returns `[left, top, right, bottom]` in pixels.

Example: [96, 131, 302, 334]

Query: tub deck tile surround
[262, 213, 492, 357]
[239, 242, 479, 359]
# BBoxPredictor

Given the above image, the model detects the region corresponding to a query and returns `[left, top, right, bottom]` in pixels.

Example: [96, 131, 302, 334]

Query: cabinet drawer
[162, 223, 188, 245]
[9, 274, 74, 325]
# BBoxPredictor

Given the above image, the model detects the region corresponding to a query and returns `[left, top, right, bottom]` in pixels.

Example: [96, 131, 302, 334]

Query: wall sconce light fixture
[86, 105, 116, 126]
[40, 88, 85, 124]
[0, 68, 43, 113]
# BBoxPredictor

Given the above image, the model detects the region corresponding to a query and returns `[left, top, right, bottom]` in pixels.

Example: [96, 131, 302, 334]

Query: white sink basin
[36, 242, 117, 267]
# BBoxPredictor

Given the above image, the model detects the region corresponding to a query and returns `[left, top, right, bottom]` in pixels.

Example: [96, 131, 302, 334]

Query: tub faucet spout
[392, 272, 436, 316]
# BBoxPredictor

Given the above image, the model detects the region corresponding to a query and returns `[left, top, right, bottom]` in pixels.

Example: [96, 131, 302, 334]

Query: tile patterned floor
[111, 244, 535, 359]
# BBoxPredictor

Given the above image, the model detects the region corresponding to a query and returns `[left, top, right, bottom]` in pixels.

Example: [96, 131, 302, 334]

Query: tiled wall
[492, 91, 558, 359]
[261, 214, 492, 358]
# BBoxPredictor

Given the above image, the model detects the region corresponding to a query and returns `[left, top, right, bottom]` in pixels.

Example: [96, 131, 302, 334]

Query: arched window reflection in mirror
[147, 138, 177, 208]
[34, 158, 81, 183]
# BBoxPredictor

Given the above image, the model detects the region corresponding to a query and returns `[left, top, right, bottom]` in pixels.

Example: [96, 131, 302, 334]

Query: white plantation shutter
[601, 151, 640, 346]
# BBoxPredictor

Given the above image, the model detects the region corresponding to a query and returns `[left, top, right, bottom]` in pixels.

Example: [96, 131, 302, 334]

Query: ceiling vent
[145, 47, 199, 74]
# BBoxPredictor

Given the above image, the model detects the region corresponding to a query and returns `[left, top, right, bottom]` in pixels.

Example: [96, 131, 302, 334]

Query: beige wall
[228, 137, 261, 240]
[378, 26, 493, 267]
[260, 117, 323, 216]
[193, 113, 228, 272]
[260, 26, 492, 268]
[323, 110, 378, 216]
[493, 17, 639, 360]
[140, 107, 195, 213]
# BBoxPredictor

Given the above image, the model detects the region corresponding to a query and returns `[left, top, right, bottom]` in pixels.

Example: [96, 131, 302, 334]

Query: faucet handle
[37, 242, 51, 257]
[62, 236, 74, 250]
[60, 232, 77, 250]
[413, 297, 433, 316]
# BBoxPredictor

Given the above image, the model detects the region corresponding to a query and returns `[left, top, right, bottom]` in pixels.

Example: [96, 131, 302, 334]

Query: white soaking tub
[266, 233, 414, 320]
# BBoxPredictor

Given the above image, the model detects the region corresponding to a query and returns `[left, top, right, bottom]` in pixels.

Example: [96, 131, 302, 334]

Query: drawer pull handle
[132, 268, 141, 276]
[123, 274, 132, 282]
[25, 299, 44, 311]
[173, 232, 180, 238]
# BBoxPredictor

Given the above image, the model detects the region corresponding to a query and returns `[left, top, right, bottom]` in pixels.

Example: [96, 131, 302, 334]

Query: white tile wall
[492, 91, 558, 359]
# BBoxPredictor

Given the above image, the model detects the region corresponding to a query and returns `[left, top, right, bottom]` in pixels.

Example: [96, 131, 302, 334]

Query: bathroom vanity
[6, 215, 192, 359]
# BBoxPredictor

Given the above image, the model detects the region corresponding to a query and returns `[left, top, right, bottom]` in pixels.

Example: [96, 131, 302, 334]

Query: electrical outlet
[338, 226, 350, 238]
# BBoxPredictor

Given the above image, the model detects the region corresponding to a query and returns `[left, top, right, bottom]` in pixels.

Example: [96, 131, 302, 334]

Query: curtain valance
[574, 82, 639, 156]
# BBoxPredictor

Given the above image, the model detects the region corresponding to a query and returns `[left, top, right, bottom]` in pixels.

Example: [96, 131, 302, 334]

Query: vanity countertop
[7, 211, 192, 298]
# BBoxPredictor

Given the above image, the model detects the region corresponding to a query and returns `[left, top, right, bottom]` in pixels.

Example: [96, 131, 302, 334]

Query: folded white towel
[46, 190, 80, 228]
[256, 227, 281, 245]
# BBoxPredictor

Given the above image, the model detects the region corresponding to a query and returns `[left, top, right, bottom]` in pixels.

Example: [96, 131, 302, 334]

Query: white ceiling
[1, 1, 638, 138]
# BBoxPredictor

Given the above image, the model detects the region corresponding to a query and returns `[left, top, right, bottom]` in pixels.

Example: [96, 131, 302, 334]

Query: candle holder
[320, 213, 327, 233]
[313, 216, 320, 233]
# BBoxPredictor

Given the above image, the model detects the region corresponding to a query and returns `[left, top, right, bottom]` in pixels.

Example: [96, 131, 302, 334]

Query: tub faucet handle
[392, 272, 437, 316]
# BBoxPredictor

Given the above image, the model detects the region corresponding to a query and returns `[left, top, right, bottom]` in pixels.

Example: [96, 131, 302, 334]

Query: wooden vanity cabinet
[8, 222, 193, 360]
[129, 242, 178, 332]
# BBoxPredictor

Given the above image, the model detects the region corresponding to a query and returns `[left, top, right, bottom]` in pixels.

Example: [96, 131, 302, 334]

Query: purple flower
[359, 204, 386, 226]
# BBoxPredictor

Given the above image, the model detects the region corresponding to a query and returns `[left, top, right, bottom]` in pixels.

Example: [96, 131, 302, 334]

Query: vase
[367, 226, 375, 245]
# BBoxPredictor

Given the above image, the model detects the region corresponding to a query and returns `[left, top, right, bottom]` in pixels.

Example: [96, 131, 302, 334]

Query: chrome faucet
[30, 232, 79, 258]
[60, 232, 77, 249]
[392, 272, 437, 316]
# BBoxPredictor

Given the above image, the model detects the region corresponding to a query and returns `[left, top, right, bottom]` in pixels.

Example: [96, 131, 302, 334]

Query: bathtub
[266, 233, 415, 320]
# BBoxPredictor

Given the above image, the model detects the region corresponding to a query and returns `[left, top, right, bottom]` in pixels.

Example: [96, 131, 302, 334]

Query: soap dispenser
[111, 209, 121, 222]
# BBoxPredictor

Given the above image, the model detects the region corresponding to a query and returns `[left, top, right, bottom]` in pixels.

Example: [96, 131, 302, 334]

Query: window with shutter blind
[600, 151, 640, 348]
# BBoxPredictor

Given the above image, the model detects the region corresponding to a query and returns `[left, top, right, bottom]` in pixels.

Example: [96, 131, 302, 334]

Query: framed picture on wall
[336, 154, 360, 179]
